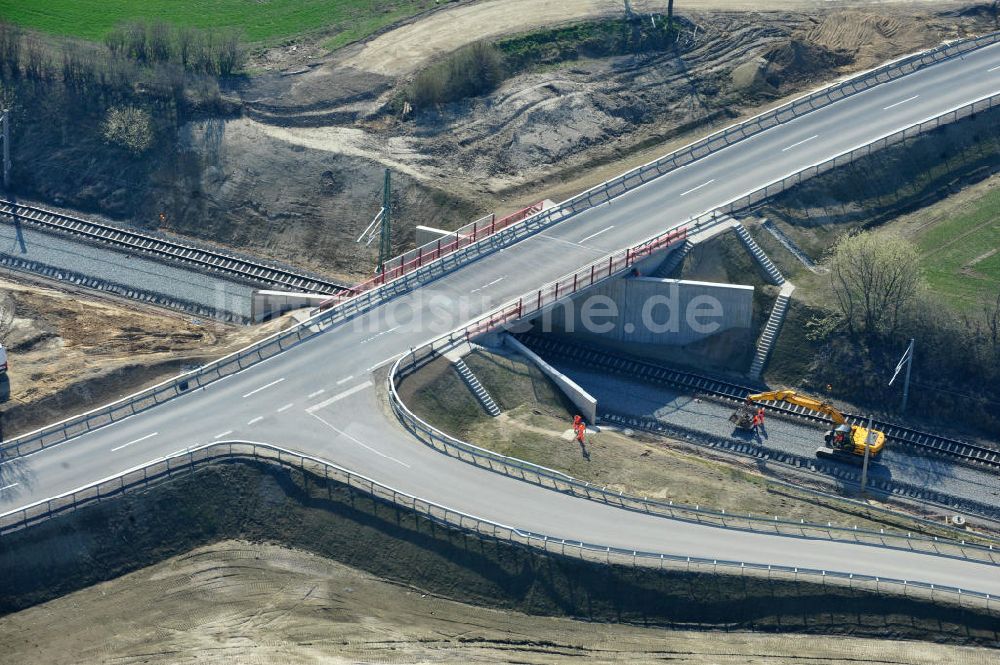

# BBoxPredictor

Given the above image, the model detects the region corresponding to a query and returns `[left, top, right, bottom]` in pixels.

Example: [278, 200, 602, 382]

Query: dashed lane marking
[111, 432, 158, 452]
[335, 375, 354, 385]
[305, 381, 374, 413]
[247, 416, 264, 426]
[882, 95, 918, 111]
[680, 179, 714, 196]
[307, 389, 326, 399]
[213, 430, 233, 440]
[360, 325, 400, 344]
[276, 403, 294, 413]
[0, 483, 18, 491]
[242, 377, 285, 398]
[781, 134, 818, 152]
[578, 225, 615, 244]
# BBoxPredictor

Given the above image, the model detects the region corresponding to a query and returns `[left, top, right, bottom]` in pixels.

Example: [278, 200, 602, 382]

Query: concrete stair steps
[652, 239, 694, 278]
[453, 358, 502, 416]
[749, 291, 793, 379]
[733, 224, 785, 286]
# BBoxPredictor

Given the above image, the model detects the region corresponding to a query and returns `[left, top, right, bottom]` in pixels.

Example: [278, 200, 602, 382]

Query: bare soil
[399, 348, 997, 541]
[1, 538, 996, 665]
[159, 2, 999, 283]
[0, 272, 289, 438]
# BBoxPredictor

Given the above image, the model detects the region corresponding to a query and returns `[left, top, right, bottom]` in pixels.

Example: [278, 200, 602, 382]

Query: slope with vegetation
[758, 110, 1000, 438]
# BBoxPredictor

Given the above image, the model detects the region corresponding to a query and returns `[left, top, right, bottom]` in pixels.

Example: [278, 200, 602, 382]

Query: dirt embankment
[19, 4, 994, 285]
[1, 460, 997, 648]
[2, 539, 997, 665]
[0, 274, 287, 439]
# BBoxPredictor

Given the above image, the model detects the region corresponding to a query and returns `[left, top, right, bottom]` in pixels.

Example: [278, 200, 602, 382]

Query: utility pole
[667, 0, 675, 26]
[378, 168, 392, 273]
[901, 338, 914, 414]
[1, 109, 10, 191]
[889, 338, 914, 414]
[860, 414, 874, 494]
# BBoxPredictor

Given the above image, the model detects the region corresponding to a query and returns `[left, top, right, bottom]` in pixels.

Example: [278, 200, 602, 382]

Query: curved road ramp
[2, 32, 1000, 647]
[1, 443, 998, 644]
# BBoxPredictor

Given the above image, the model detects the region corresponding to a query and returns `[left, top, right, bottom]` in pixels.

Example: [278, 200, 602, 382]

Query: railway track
[515, 333, 1000, 471]
[0, 199, 349, 295]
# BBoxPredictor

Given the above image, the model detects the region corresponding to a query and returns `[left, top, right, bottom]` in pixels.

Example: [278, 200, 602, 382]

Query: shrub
[102, 105, 154, 155]
[408, 41, 505, 108]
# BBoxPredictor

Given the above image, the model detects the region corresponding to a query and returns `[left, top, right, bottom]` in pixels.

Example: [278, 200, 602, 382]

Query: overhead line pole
[378, 169, 392, 274]
[2, 109, 10, 190]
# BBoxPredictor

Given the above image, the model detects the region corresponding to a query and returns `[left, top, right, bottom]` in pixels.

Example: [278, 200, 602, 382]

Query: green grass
[0, 0, 435, 45]
[914, 186, 1000, 311]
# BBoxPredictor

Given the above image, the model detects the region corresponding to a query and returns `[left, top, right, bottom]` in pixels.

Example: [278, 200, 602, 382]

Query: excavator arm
[748, 390, 847, 425]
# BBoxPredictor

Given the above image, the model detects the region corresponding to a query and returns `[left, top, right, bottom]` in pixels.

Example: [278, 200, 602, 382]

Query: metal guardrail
[4, 40, 998, 462]
[0, 440, 994, 610]
[388, 336, 1000, 565]
[386, 93, 1000, 567]
[320, 30, 1000, 307]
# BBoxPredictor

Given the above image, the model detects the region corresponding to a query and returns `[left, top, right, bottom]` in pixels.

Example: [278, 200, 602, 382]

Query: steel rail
[0, 199, 349, 295]
[515, 334, 1000, 470]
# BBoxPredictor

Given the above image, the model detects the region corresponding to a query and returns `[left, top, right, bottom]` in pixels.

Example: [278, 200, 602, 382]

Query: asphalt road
[3, 42, 1000, 594]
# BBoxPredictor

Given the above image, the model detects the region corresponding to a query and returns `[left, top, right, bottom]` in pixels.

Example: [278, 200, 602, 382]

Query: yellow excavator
[730, 389, 885, 462]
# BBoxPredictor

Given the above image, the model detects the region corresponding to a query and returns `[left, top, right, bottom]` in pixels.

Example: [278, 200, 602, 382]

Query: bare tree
[986, 291, 1000, 349]
[22, 36, 48, 80]
[215, 29, 246, 76]
[0, 22, 22, 78]
[177, 26, 195, 69]
[148, 21, 172, 63]
[830, 230, 923, 338]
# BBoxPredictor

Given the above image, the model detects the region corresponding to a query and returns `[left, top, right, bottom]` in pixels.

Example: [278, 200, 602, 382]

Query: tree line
[0, 20, 245, 91]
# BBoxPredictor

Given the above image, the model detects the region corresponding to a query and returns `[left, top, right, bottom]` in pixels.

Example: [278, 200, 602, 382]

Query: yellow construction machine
[730, 389, 885, 462]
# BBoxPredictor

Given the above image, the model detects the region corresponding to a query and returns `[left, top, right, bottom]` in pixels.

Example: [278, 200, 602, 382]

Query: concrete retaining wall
[415, 225, 458, 247]
[544, 277, 753, 346]
[251, 290, 330, 322]
[503, 334, 597, 424]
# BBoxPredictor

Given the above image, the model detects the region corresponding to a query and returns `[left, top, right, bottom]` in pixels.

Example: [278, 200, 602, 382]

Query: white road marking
[309, 413, 411, 468]
[470, 277, 506, 293]
[307, 389, 326, 399]
[276, 403, 294, 413]
[242, 377, 285, 398]
[305, 381, 374, 413]
[111, 432, 158, 452]
[213, 430, 233, 440]
[335, 375, 354, 386]
[680, 179, 715, 196]
[247, 416, 264, 426]
[536, 233, 604, 253]
[0, 483, 18, 491]
[366, 357, 398, 373]
[578, 225, 615, 243]
[781, 134, 818, 152]
[360, 325, 400, 344]
[988, 64, 1000, 72]
[882, 94, 918, 111]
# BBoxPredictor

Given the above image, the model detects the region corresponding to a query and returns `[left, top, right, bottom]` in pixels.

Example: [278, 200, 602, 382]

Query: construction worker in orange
[572, 415, 585, 443]
[756, 406, 767, 437]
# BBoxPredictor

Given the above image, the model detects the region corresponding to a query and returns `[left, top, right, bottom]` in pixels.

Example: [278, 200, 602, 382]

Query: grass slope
[914, 185, 1000, 311]
[0, 0, 434, 46]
